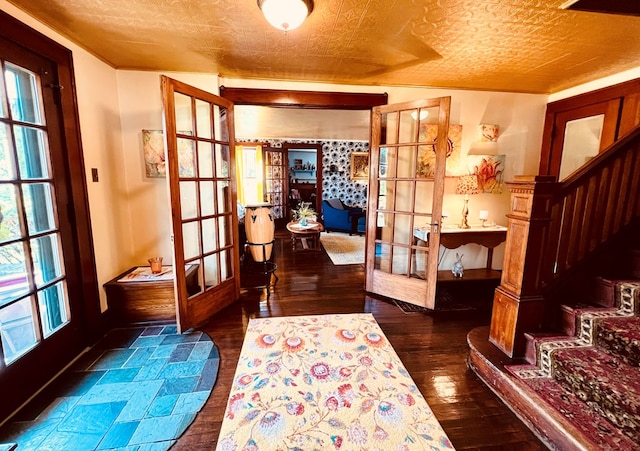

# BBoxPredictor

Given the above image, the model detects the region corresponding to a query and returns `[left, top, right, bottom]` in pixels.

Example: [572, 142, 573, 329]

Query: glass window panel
[0, 123, 16, 180]
[201, 218, 217, 253]
[198, 141, 213, 178]
[381, 112, 398, 145]
[417, 108, 439, 143]
[0, 184, 21, 242]
[188, 262, 203, 298]
[378, 212, 393, 243]
[216, 144, 230, 178]
[6, 63, 44, 125]
[0, 297, 38, 364]
[219, 215, 232, 248]
[203, 253, 220, 288]
[413, 247, 428, 277]
[177, 137, 195, 178]
[221, 249, 232, 281]
[14, 126, 50, 179]
[179, 181, 198, 220]
[0, 69, 7, 118]
[396, 146, 417, 178]
[217, 181, 231, 215]
[31, 233, 63, 287]
[391, 247, 410, 275]
[393, 214, 412, 245]
[415, 181, 434, 215]
[0, 242, 29, 307]
[195, 99, 212, 139]
[374, 243, 391, 272]
[38, 281, 68, 338]
[395, 181, 414, 213]
[23, 183, 56, 235]
[386, 147, 399, 179]
[379, 180, 394, 211]
[174, 93, 193, 135]
[398, 110, 418, 144]
[200, 181, 215, 217]
[560, 114, 604, 181]
[182, 221, 201, 260]
[217, 106, 229, 143]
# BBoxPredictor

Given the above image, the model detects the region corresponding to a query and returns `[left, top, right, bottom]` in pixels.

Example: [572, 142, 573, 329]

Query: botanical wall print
[467, 154, 505, 194]
[480, 124, 499, 142]
[142, 130, 195, 178]
[417, 124, 463, 178]
[350, 152, 369, 180]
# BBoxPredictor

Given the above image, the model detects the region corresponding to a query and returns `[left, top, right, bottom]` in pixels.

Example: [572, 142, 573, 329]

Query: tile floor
[0, 325, 219, 450]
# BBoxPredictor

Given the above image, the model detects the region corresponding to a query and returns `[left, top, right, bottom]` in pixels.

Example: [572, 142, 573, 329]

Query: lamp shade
[455, 175, 479, 195]
[258, 0, 314, 31]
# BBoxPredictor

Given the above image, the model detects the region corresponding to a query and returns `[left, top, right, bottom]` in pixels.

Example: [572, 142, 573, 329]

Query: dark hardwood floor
[173, 236, 546, 450]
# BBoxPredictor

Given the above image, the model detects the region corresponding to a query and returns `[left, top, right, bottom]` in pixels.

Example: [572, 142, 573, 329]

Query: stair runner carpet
[507, 281, 640, 449]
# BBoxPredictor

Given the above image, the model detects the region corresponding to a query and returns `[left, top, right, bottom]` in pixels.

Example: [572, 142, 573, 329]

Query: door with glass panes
[365, 98, 450, 309]
[0, 31, 90, 420]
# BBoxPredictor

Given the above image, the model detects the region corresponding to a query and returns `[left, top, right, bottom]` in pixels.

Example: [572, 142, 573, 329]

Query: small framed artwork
[350, 152, 369, 180]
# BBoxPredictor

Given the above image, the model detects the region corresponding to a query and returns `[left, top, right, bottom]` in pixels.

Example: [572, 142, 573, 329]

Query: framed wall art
[350, 152, 369, 180]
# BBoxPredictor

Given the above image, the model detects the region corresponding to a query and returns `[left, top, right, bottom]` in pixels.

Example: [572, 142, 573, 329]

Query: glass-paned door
[161, 76, 240, 333]
[365, 98, 451, 309]
[264, 147, 287, 228]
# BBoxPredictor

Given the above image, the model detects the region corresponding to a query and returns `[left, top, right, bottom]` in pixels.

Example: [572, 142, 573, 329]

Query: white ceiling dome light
[258, 0, 314, 31]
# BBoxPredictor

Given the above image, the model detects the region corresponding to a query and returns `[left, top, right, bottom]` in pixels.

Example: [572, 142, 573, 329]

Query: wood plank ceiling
[6, 0, 640, 94]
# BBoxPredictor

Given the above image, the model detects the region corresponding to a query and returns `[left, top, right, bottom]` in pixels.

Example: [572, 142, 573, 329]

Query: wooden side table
[103, 264, 199, 324]
[286, 221, 324, 251]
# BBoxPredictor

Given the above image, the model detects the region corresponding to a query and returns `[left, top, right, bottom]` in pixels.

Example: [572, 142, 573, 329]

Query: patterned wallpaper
[239, 139, 369, 209]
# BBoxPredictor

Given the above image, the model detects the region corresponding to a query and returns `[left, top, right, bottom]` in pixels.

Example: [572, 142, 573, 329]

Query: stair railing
[489, 126, 640, 357]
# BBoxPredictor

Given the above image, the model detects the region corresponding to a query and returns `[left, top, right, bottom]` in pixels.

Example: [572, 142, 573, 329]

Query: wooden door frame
[539, 77, 640, 178]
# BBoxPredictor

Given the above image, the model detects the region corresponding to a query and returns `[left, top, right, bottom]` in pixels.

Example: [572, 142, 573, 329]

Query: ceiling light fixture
[258, 0, 314, 31]
[411, 110, 429, 121]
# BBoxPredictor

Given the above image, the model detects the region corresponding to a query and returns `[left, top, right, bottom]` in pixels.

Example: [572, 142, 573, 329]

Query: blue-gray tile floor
[0, 325, 219, 450]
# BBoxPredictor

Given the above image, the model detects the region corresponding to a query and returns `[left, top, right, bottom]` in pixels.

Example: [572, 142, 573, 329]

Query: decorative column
[489, 175, 559, 357]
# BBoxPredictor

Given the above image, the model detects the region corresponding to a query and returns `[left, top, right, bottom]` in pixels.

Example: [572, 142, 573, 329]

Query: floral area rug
[319, 233, 365, 265]
[216, 313, 455, 450]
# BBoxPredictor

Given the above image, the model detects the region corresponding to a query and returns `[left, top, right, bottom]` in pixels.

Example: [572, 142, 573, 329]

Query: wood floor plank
[172, 236, 545, 450]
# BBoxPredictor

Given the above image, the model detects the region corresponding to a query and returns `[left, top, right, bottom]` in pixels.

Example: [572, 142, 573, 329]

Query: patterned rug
[216, 313, 454, 450]
[320, 233, 365, 265]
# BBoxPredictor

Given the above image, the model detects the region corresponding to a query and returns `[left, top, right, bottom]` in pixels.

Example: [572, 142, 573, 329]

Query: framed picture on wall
[350, 152, 369, 180]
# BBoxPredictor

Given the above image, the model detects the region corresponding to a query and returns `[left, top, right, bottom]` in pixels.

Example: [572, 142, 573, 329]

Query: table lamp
[455, 175, 479, 229]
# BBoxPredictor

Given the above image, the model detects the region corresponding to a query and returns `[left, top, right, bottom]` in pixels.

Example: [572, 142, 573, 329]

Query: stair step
[560, 303, 615, 337]
[521, 376, 637, 449]
[592, 276, 638, 308]
[523, 332, 568, 365]
[595, 316, 640, 367]
[553, 346, 640, 443]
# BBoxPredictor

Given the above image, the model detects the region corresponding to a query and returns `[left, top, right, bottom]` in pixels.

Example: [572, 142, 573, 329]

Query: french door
[365, 98, 451, 309]
[161, 76, 240, 333]
[263, 146, 288, 228]
[0, 29, 94, 420]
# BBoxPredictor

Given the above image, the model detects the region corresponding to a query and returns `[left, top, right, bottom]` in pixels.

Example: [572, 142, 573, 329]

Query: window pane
[5, 63, 44, 125]
[31, 233, 63, 287]
[215, 143, 230, 178]
[174, 93, 193, 135]
[200, 181, 215, 217]
[0, 123, 16, 180]
[560, 114, 604, 181]
[202, 218, 217, 254]
[38, 281, 69, 338]
[14, 126, 50, 179]
[23, 183, 56, 235]
[0, 242, 29, 307]
[198, 141, 213, 178]
[219, 215, 232, 248]
[203, 253, 220, 288]
[177, 137, 195, 178]
[221, 249, 232, 281]
[182, 221, 200, 260]
[179, 181, 198, 220]
[0, 184, 21, 243]
[217, 181, 230, 215]
[195, 99, 212, 139]
[0, 68, 7, 118]
[0, 297, 38, 364]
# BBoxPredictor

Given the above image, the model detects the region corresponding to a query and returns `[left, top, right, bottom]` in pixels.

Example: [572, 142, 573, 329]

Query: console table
[413, 225, 508, 280]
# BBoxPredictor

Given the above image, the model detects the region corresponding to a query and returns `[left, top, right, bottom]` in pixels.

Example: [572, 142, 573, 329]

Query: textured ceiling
[7, 0, 640, 94]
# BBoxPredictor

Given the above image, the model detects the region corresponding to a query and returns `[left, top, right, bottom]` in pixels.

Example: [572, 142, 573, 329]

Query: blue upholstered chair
[322, 199, 363, 234]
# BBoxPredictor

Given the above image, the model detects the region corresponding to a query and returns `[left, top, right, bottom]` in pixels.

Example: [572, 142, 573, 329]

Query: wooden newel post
[489, 175, 559, 357]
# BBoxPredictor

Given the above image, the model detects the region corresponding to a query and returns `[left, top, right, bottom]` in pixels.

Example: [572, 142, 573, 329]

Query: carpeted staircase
[507, 280, 640, 449]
